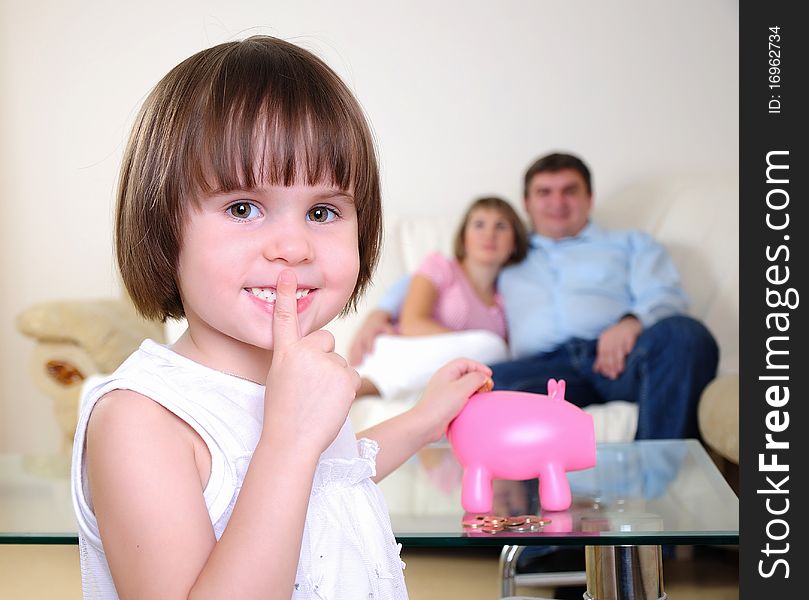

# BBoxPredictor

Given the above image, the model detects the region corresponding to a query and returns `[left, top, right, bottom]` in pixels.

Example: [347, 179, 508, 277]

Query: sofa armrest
[16, 299, 164, 373]
[697, 374, 739, 464]
[16, 298, 165, 451]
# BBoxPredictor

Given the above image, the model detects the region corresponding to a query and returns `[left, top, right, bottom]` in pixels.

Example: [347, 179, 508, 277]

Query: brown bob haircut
[523, 152, 593, 197]
[116, 36, 382, 321]
[452, 197, 529, 267]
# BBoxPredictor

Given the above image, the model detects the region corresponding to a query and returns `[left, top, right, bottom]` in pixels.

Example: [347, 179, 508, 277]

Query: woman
[356, 196, 528, 398]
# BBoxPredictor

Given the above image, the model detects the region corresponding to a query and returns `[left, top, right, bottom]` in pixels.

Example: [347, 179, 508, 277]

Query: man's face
[524, 168, 592, 239]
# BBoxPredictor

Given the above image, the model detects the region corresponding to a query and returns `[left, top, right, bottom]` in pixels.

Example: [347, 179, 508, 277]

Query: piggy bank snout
[561, 412, 597, 470]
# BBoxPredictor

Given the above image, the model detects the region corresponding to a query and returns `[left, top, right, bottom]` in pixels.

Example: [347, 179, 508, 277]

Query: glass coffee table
[1, 440, 738, 599]
[379, 439, 738, 599]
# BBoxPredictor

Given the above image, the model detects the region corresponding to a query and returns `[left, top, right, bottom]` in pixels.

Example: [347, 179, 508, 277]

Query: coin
[462, 517, 485, 528]
[462, 513, 551, 535]
[476, 377, 494, 393]
[481, 525, 504, 534]
[519, 515, 552, 526]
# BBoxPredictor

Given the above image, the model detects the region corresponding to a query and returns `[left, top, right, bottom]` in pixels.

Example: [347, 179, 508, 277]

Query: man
[351, 152, 718, 440]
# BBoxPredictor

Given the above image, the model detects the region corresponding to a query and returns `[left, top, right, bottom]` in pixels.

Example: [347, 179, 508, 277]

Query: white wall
[0, 0, 739, 453]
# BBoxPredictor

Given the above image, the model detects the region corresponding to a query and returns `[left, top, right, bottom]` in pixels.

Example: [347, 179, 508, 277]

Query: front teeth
[248, 287, 311, 302]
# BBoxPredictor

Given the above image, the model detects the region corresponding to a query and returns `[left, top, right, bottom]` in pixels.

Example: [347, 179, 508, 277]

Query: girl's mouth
[244, 287, 316, 315]
[246, 287, 312, 303]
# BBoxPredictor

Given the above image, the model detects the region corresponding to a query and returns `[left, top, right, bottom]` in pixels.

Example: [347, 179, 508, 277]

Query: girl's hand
[263, 269, 360, 454]
[356, 358, 491, 481]
[412, 358, 492, 443]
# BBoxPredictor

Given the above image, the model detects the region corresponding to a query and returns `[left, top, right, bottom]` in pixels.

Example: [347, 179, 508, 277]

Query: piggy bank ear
[547, 378, 566, 401]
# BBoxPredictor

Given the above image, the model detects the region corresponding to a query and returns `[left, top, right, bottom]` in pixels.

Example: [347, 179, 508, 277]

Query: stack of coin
[462, 514, 551, 534]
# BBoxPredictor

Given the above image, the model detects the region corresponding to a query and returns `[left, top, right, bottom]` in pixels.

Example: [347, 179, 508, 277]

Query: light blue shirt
[376, 274, 411, 319]
[499, 223, 687, 357]
[376, 222, 688, 358]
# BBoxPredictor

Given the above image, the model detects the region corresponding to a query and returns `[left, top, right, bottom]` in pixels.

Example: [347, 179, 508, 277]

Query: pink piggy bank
[447, 379, 595, 512]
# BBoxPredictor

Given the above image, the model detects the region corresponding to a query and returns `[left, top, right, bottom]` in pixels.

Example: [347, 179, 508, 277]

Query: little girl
[70, 36, 491, 599]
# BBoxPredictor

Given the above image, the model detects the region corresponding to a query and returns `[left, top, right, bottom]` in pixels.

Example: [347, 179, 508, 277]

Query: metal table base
[500, 544, 666, 600]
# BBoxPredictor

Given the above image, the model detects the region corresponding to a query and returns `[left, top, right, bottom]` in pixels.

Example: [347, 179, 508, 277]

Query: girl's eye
[228, 202, 260, 220]
[307, 205, 338, 223]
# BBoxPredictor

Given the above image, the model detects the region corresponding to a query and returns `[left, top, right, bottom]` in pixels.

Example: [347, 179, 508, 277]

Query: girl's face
[462, 207, 515, 268]
[176, 182, 360, 356]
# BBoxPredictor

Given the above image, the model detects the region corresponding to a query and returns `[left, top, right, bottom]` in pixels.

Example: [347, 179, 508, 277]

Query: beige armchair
[16, 299, 164, 452]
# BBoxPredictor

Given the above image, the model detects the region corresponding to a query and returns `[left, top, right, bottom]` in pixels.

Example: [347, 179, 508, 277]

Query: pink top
[415, 252, 507, 340]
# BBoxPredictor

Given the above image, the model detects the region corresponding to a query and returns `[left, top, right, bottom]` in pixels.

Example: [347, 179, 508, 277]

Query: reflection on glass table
[380, 439, 737, 546]
[0, 454, 75, 543]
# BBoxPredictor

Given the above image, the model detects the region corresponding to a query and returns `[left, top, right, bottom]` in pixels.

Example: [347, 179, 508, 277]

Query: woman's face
[462, 207, 516, 268]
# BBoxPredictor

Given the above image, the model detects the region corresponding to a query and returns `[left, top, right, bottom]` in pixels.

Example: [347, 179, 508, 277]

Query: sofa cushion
[595, 173, 738, 374]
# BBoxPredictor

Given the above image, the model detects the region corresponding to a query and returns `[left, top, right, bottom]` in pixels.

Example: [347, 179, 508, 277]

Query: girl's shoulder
[77, 340, 186, 420]
[88, 387, 191, 434]
[87, 387, 200, 466]
[77, 338, 262, 459]
[82, 343, 215, 492]
[79, 338, 261, 412]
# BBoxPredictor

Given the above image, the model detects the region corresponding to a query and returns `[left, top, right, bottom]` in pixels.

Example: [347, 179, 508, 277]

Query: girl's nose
[261, 220, 314, 265]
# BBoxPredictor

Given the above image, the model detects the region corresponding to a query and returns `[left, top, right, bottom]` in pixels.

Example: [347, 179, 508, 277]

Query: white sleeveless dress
[71, 339, 407, 599]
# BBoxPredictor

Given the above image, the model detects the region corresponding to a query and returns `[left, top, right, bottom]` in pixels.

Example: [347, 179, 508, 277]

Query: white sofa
[344, 172, 739, 453]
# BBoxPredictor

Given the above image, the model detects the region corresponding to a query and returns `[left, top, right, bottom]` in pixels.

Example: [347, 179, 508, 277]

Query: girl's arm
[398, 274, 453, 336]
[87, 393, 322, 599]
[357, 358, 491, 481]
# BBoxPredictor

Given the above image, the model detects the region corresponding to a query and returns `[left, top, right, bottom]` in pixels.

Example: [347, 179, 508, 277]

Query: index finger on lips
[272, 269, 301, 351]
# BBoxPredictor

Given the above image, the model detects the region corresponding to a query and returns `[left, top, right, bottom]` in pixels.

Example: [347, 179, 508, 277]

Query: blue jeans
[490, 316, 719, 439]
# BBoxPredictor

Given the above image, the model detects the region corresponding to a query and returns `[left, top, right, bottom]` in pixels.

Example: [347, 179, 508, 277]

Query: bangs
[181, 38, 373, 199]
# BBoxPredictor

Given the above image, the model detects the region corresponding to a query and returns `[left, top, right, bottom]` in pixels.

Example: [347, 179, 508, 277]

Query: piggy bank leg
[461, 465, 494, 513]
[537, 464, 572, 512]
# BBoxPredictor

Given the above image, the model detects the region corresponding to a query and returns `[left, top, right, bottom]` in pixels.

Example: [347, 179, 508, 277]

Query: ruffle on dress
[310, 438, 380, 495]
